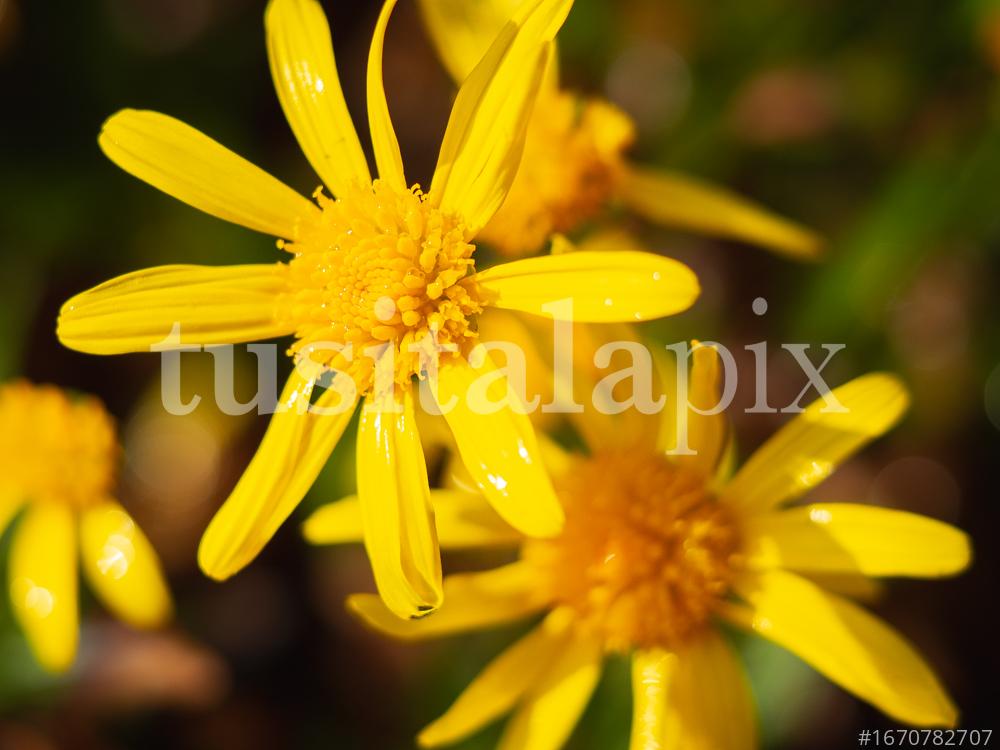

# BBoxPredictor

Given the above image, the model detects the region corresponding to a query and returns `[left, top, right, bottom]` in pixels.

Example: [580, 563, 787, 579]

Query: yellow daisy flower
[0, 382, 171, 673]
[418, 0, 822, 258]
[318, 348, 968, 748]
[56, 0, 700, 618]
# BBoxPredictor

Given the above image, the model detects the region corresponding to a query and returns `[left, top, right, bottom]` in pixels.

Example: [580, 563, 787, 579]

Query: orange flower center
[278, 180, 483, 393]
[523, 449, 740, 651]
[479, 91, 635, 257]
[0, 382, 118, 508]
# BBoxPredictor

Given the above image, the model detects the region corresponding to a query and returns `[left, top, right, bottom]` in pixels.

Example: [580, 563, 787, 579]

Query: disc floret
[524, 449, 740, 652]
[279, 180, 484, 393]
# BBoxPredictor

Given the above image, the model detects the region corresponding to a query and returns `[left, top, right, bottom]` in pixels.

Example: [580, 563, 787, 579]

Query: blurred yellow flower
[56, 0, 701, 618]
[319, 350, 968, 748]
[0, 382, 171, 673]
[418, 0, 822, 259]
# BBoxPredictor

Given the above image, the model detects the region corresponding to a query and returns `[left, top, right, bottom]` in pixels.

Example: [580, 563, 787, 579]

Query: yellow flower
[418, 0, 822, 259]
[56, 0, 700, 618]
[319, 348, 969, 748]
[0, 382, 171, 673]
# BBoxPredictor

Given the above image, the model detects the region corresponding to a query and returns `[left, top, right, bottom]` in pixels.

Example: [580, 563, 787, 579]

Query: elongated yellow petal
[435, 357, 563, 538]
[348, 562, 547, 640]
[79, 500, 172, 628]
[266, 0, 371, 196]
[722, 374, 910, 514]
[743, 503, 970, 578]
[630, 649, 672, 750]
[357, 387, 442, 618]
[430, 0, 574, 232]
[198, 370, 357, 580]
[672, 343, 729, 477]
[417, 0, 524, 83]
[367, 0, 406, 189]
[497, 631, 602, 750]
[9, 503, 78, 673]
[419, 611, 572, 747]
[57, 264, 291, 355]
[100, 110, 317, 238]
[304, 489, 520, 549]
[476, 250, 700, 323]
[661, 631, 756, 750]
[726, 570, 958, 727]
[619, 165, 822, 260]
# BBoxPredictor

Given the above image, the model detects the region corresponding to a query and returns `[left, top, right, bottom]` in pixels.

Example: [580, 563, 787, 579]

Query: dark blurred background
[1, 0, 998, 747]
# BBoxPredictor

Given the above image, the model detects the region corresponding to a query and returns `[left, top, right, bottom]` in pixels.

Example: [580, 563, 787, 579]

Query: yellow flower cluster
[1, 0, 963, 748]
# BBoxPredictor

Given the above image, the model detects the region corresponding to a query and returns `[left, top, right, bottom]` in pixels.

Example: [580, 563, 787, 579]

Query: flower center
[0, 382, 118, 508]
[278, 180, 483, 394]
[523, 449, 740, 652]
[479, 91, 635, 257]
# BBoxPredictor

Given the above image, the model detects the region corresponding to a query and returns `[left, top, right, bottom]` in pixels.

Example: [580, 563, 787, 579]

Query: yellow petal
[9, 503, 78, 673]
[743, 503, 970, 578]
[99, 110, 317, 238]
[726, 570, 957, 727]
[357, 387, 442, 618]
[304, 489, 520, 549]
[672, 342, 730, 478]
[497, 631, 602, 750]
[662, 632, 757, 750]
[435, 357, 564, 538]
[476, 250, 700, 323]
[722, 373, 910, 514]
[198, 370, 357, 580]
[265, 0, 371, 196]
[57, 264, 291, 355]
[79, 500, 172, 628]
[618, 165, 823, 260]
[630, 649, 672, 750]
[348, 562, 547, 640]
[419, 611, 572, 747]
[430, 0, 573, 232]
[366, 0, 406, 189]
[417, 0, 525, 83]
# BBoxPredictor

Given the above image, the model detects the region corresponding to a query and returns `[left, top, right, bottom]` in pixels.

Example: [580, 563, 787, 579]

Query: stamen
[523, 449, 740, 652]
[277, 180, 483, 393]
[0, 382, 118, 508]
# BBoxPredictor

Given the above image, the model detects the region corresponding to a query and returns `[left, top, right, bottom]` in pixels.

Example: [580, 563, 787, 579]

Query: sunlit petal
[9, 503, 78, 672]
[79, 500, 171, 628]
[100, 109, 317, 238]
[476, 250, 700, 323]
[265, 0, 371, 196]
[722, 374, 909, 514]
[419, 610, 572, 747]
[366, 0, 406, 189]
[670, 342, 729, 478]
[57, 264, 291, 354]
[725, 570, 958, 727]
[357, 386, 442, 618]
[496, 631, 602, 750]
[430, 0, 573, 232]
[434, 356, 563, 538]
[743, 503, 970, 578]
[198, 370, 357, 580]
